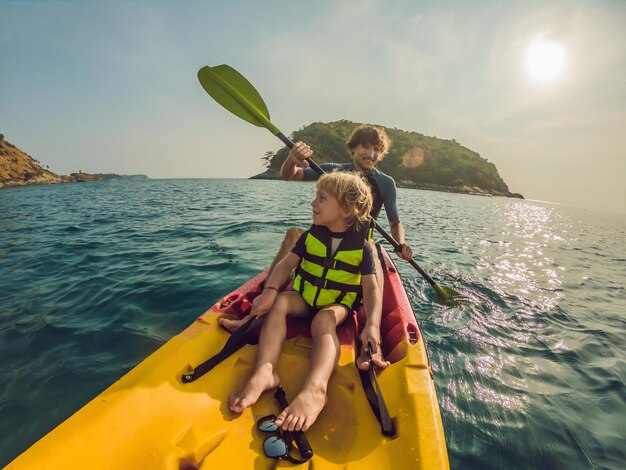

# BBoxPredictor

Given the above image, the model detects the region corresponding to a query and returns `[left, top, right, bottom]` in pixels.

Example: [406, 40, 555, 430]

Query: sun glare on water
[524, 37, 566, 83]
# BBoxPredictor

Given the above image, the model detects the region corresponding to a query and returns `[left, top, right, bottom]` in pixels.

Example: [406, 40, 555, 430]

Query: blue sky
[1, 0, 625, 214]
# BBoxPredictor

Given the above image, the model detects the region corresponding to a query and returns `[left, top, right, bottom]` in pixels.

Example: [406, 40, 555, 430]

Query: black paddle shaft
[370, 219, 438, 287]
[276, 131, 439, 288]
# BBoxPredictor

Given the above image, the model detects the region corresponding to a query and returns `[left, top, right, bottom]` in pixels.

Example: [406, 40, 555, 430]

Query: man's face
[351, 143, 383, 172]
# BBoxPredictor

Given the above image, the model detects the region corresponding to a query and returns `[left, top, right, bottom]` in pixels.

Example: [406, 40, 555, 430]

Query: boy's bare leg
[274, 305, 348, 432]
[229, 292, 309, 413]
[220, 227, 305, 333]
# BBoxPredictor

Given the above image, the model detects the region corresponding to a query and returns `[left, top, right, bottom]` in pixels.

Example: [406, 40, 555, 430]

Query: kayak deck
[9, 247, 448, 469]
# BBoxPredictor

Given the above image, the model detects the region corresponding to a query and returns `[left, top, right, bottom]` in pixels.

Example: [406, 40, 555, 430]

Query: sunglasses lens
[263, 435, 288, 458]
[257, 417, 278, 432]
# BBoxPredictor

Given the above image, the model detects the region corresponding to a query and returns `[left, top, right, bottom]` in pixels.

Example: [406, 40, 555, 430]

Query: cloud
[253, 1, 472, 133]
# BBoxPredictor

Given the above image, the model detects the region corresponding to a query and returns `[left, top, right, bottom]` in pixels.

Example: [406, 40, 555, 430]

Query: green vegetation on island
[253, 120, 523, 199]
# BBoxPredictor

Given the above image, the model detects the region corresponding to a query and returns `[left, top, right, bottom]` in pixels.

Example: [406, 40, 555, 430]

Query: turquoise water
[1, 179, 624, 468]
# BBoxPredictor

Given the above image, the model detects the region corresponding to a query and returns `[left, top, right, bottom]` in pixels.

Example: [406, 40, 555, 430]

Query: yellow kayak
[8, 246, 448, 469]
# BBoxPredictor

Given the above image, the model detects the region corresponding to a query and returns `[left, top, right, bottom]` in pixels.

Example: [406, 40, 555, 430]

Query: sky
[1, 0, 625, 214]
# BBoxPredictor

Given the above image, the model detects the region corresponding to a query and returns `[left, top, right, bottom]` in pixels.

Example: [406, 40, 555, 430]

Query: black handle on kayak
[274, 386, 314, 460]
[182, 316, 255, 383]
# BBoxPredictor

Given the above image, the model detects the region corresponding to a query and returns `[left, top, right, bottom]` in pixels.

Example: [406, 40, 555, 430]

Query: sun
[524, 37, 565, 83]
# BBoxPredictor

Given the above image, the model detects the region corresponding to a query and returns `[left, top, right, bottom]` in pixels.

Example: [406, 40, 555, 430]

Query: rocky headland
[0, 134, 147, 189]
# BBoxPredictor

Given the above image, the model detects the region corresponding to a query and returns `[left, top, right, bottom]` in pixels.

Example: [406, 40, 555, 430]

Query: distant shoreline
[250, 171, 524, 199]
[0, 174, 149, 190]
[2, 174, 524, 200]
[1, 134, 150, 190]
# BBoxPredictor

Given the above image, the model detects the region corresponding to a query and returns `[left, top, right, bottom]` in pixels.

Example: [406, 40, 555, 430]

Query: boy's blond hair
[317, 172, 372, 229]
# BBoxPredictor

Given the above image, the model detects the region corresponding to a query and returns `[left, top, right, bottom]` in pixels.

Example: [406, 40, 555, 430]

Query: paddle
[197, 64, 461, 302]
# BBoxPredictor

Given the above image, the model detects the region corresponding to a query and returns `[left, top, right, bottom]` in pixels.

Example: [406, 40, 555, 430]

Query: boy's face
[351, 143, 383, 172]
[311, 188, 350, 229]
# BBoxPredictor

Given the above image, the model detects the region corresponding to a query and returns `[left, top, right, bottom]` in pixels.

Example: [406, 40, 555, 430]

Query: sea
[1, 178, 624, 469]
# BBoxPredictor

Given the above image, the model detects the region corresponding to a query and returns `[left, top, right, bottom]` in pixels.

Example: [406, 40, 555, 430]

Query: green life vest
[293, 222, 371, 311]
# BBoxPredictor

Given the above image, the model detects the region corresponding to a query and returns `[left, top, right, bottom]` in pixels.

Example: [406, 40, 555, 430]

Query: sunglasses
[256, 414, 308, 464]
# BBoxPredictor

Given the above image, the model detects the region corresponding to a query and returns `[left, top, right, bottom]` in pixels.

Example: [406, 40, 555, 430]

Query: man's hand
[394, 243, 413, 262]
[288, 141, 313, 167]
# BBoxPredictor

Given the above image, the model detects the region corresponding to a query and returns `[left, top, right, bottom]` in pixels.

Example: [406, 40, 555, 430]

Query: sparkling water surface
[1, 179, 624, 468]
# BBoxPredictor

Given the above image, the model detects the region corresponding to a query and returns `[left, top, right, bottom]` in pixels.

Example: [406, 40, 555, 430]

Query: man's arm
[380, 174, 413, 261]
[390, 219, 406, 245]
[280, 154, 304, 181]
[389, 220, 414, 261]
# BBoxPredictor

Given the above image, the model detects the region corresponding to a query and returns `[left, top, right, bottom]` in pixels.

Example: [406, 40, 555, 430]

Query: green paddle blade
[197, 65, 280, 135]
[433, 284, 466, 304]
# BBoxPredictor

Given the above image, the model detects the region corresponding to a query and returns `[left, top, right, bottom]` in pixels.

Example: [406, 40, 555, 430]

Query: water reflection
[394, 192, 625, 467]
[467, 202, 567, 314]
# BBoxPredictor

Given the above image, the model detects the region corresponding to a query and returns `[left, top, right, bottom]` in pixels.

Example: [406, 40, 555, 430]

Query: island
[251, 120, 524, 199]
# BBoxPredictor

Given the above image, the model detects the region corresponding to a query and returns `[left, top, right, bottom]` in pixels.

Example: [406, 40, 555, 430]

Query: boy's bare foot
[219, 315, 262, 334]
[356, 349, 390, 371]
[229, 363, 280, 413]
[274, 384, 327, 432]
[219, 316, 247, 333]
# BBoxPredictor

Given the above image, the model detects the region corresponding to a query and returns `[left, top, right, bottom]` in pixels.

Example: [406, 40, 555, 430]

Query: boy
[228, 172, 389, 432]
[222, 126, 411, 370]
